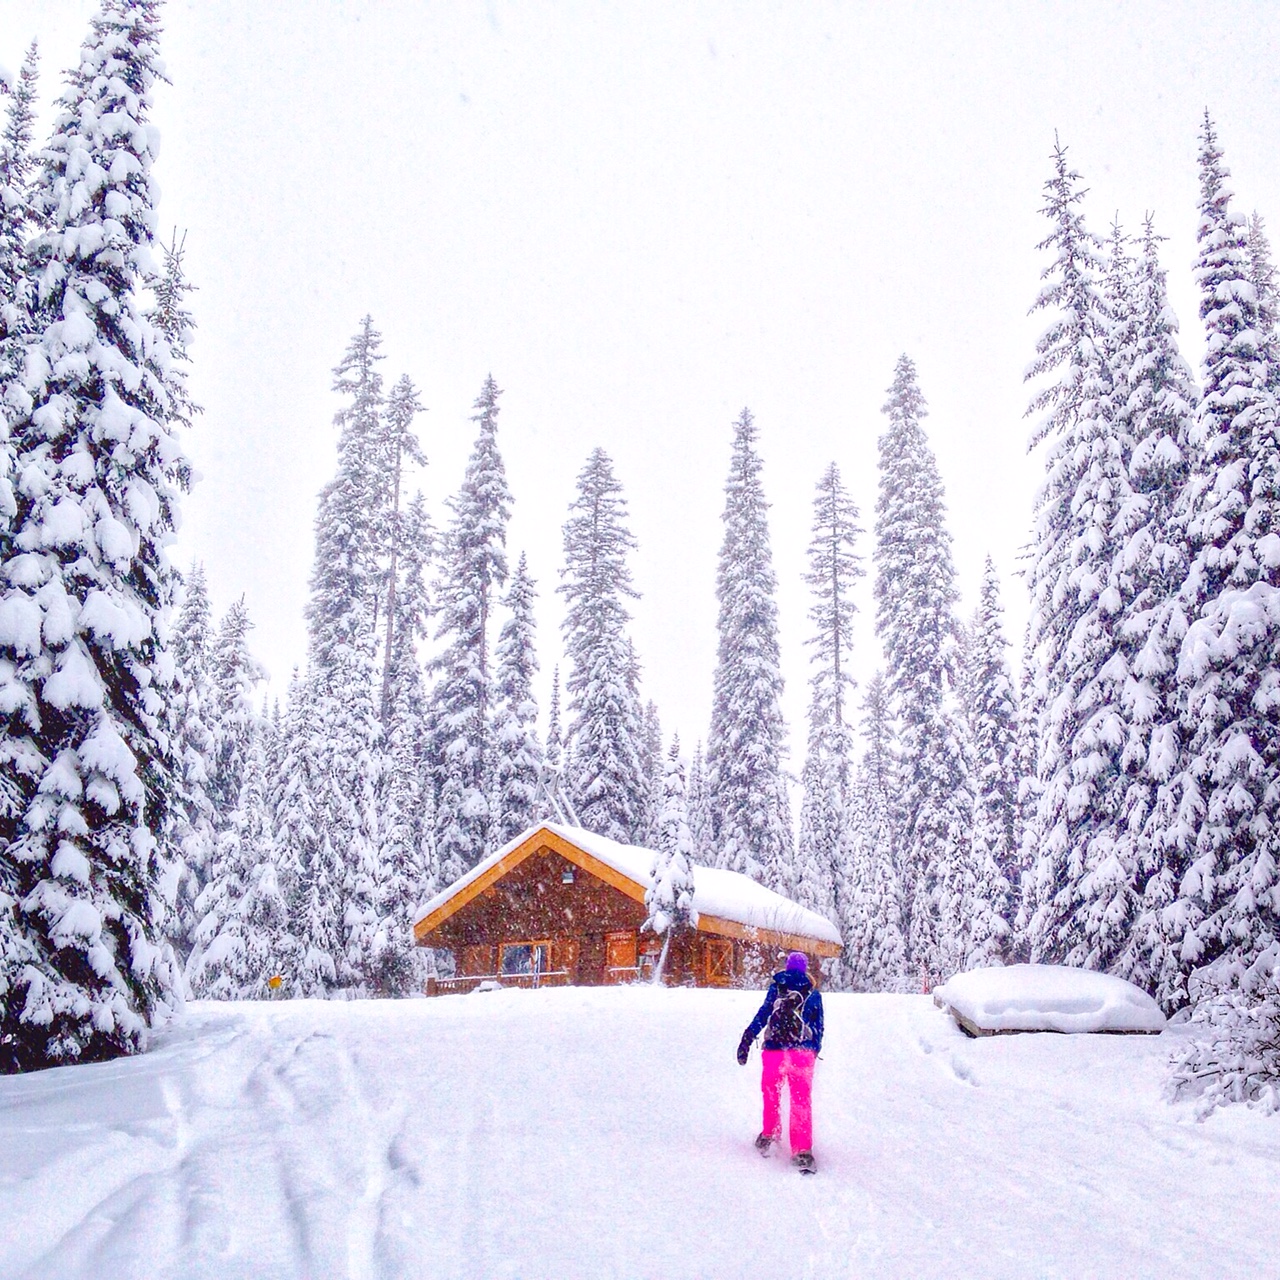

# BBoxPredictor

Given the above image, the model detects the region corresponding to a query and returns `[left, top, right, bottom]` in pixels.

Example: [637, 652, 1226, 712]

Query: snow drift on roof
[934, 964, 1167, 1035]
[414, 823, 842, 947]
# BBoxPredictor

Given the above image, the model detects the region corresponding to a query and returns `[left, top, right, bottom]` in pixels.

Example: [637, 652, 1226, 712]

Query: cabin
[414, 823, 842, 994]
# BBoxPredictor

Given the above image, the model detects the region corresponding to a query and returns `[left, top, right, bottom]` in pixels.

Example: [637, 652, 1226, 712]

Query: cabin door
[605, 931, 638, 983]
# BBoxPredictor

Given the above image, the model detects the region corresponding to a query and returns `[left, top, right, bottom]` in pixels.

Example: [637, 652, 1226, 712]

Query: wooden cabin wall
[427, 848, 648, 983]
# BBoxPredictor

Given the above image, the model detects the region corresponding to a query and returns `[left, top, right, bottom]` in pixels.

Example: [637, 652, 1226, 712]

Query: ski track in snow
[0, 989, 1276, 1279]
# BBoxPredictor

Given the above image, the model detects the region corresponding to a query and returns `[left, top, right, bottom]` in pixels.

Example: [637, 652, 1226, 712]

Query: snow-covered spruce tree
[707, 409, 792, 887]
[307, 317, 385, 672]
[837, 676, 907, 991]
[0, 0, 189, 1070]
[638, 699, 663, 846]
[373, 490, 435, 992]
[271, 670, 334, 996]
[0, 41, 39, 438]
[208, 599, 264, 822]
[558, 447, 647, 843]
[644, 737, 697, 981]
[0, 52, 40, 895]
[793, 723, 836, 915]
[936, 776, 1008, 976]
[958, 557, 1017, 943]
[1104, 215, 1200, 1003]
[686, 741, 714, 863]
[492, 552, 543, 846]
[377, 374, 426, 722]
[188, 714, 286, 1000]
[166, 563, 217, 956]
[232, 723, 293, 998]
[1248, 212, 1278, 373]
[429, 375, 511, 882]
[873, 357, 969, 980]
[795, 463, 863, 922]
[857, 671, 898, 815]
[1021, 151, 1153, 980]
[803, 463, 863, 792]
[1168, 116, 1280, 1026]
[187, 598, 266, 996]
[1010, 622, 1042, 955]
[302, 318, 388, 991]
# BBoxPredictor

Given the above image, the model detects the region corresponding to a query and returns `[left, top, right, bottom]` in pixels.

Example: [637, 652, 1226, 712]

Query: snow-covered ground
[1, 988, 1276, 1279]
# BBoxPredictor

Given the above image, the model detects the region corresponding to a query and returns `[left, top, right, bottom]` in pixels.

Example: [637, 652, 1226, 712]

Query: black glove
[737, 1030, 753, 1066]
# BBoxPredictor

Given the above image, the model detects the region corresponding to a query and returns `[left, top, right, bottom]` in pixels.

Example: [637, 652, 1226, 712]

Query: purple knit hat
[786, 951, 808, 973]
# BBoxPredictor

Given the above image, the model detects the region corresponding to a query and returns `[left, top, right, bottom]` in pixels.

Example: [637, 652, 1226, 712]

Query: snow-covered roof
[934, 964, 1167, 1035]
[414, 822, 842, 948]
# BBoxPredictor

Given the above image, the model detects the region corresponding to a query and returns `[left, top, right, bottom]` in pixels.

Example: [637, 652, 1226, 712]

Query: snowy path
[0, 988, 1275, 1278]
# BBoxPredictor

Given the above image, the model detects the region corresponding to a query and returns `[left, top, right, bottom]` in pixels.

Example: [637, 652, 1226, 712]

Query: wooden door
[605, 930, 638, 982]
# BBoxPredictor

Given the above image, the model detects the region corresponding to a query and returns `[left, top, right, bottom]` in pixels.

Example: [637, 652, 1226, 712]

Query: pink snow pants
[760, 1048, 816, 1152]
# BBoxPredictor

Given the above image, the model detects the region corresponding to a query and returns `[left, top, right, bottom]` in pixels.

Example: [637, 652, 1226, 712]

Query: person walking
[737, 951, 823, 1174]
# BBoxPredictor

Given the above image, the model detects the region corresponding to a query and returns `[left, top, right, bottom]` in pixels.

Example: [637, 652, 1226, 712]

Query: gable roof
[413, 823, 842, 956]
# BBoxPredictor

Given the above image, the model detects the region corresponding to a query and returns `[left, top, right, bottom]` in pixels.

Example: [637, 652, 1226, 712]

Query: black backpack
[765, 983, 809, 1046]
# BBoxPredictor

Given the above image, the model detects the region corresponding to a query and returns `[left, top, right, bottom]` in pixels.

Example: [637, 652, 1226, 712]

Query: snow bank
[414, 822, 842, 947]
[1, 991, 1275, 1279]
[935, 964, 1167, 1035]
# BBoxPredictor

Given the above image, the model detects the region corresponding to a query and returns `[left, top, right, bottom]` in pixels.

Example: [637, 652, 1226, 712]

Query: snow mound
[935, 964, 1167, 1035]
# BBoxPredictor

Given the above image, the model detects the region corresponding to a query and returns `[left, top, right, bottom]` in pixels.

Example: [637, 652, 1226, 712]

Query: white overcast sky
[4, 1, 1280, 762]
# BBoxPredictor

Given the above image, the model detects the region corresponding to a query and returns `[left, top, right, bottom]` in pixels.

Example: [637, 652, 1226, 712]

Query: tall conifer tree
[0, 0, 188, 1068]
[873, 358, 968, 977]
[302, 318, 388, 988]
[707, 410, 791, 886]
[1168, 117, 1280, 1004]
[378, 375, 426, 722]
[796, 463, 863, 922]
[1027, 211, 1162, 977]
[559, 448, 646, 842]
[430, 375, 511, 881]
[1112, 217, 1200, 1000]
[492, 553, 543, 845]
[374, 490, 436, 990]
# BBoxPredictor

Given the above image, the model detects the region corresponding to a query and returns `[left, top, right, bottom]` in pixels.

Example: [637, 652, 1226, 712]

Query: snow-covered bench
[933, 964, 1167, 1037]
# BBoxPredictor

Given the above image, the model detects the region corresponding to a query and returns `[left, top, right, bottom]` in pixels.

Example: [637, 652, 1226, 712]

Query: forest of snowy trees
[0, 2, 1276, 1112]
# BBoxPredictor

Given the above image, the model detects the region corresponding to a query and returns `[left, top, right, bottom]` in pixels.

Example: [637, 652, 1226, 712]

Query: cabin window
[704, 938, 734, 986]
[500, 941, 551, 977]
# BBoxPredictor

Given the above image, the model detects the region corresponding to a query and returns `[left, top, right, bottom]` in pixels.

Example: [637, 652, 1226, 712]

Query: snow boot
[791, 1150, 816, 1175]
[754, 1133, 777, 1157]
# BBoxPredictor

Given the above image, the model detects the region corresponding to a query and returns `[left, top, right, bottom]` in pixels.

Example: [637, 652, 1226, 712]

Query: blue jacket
[744, 970, 824, 1053]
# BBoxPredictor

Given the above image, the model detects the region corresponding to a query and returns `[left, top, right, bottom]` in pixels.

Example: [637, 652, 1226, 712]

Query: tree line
[0, 2, 1274, 1111]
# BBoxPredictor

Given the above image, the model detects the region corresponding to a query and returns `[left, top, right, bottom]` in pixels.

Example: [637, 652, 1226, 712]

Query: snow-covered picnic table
[934, 963, 1167, 1036]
